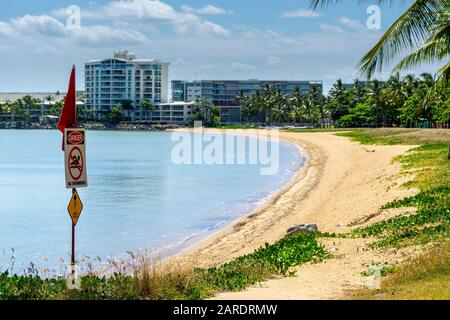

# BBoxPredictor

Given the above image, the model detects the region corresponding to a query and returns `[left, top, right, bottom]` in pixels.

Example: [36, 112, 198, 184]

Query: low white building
[0, 92, 84, 122]
[137, 101, 194, 124]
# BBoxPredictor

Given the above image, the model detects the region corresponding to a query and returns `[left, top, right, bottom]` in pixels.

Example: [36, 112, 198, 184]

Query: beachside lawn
[349, 240, 450, 300]
[338, 128, 450, 300]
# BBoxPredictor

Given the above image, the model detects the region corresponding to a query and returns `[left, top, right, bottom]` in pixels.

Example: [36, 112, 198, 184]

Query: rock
[328, 247, 338, 253]
[286, 224, 318, 236]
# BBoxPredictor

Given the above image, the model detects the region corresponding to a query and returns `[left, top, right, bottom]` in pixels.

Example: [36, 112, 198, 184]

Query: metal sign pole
[71, 188, 76, 284]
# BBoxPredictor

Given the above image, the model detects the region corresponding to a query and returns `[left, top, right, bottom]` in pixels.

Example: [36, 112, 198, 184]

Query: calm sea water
[0, 130, 305, 273]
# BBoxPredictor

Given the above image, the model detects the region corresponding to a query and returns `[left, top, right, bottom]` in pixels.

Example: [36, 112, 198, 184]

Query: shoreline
[168, 130, 418, 299]
[94, 129, 307, 276]
[172, 129, 319, 268]
[169, 136, 309, 263]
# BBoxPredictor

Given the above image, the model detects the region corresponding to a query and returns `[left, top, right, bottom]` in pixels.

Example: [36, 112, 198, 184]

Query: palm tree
[311, 0, 449, 83]
[328, 79, 350, 123]
[417, 72, 438, 125]
[270, 89, 289, 124]
[260, 84, 274, 124]
[351, 78, 367, 106]
[329, 79, 345, 98]
[0, 101, 12, 121]
[140, 99, 155, 121]
[191, 98, 220, 127]
[367, 80, 388, 127]
[305, 86, 324, 127]
[11, 99, 26, 122]
[289, 87, 305, 124]
[402, 74, 419, 95]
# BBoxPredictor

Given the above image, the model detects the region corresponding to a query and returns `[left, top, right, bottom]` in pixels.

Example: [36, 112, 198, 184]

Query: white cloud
[319, 24, 344, 33]
[198, 64, 214, 71]
[236, 25, 302, 47]
[2, 13, 149, 46]
[339, 17, 366, 32]
[0, 21, 15, 36]
[173, 13, 231, 37]
[266, 56, 283, 66]
[181, 5, 233, 15]
[282, 9, 321, 18]
[231, 62, 254, 72]
[53, 0, 231, 37]
[71, 25, 149, 46]
[173, 58, 187, 67]
[103, 0, 178, 21]
[12, 15, 67, 37]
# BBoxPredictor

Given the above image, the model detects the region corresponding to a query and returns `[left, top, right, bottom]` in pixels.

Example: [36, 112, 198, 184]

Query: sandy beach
[174, 130, 421, 299]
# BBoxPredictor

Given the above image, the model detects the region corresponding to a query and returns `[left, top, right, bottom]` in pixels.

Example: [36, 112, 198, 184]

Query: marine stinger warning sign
[68, 189, 84, 225]
[64, 128, 88, 188]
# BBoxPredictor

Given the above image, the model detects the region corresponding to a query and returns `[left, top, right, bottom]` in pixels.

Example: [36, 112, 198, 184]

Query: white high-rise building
[84, 51, 169, 121]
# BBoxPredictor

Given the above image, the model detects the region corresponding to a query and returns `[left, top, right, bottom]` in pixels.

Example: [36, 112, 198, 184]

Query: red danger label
[67, 131, 84, 145]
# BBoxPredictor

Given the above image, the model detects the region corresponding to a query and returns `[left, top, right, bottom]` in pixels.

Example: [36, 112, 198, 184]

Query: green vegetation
[0, 95, 42, 123]
[350, 240, 450, 300]
[238, 74, 449, 128]
[0, 232, 329, 300]
[337, 128, 450, 145]
[214, 123, 259, 129]
[338, 130, 450, 248]
[189, 98, 221, 127]
[334, 128, 450, 299]
[105, 103, 125, 124]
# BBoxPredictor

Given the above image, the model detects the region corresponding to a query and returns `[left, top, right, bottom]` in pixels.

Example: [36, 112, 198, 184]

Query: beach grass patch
[0, 232, 329, 300]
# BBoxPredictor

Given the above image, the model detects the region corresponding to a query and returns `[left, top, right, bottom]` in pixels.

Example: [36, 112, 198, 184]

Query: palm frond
[358, 0, 444, 79]
[394, 38, 449, 72]
[436, 60, 450, 84]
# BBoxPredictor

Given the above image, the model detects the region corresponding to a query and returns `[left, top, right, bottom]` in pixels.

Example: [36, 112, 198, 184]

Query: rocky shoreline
[0, 121, 181, 131]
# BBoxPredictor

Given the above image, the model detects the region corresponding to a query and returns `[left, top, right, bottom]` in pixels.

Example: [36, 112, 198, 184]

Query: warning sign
[68, 189, 84, 225]
[64, 128, 88, 188]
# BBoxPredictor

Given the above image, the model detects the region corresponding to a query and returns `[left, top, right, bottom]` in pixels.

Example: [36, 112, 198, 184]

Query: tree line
[237, 73, 449, 128]
[0, 95, 64, 122]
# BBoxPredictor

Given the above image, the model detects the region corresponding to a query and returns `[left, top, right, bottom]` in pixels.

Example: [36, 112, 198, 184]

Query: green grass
[337, 128, 450, 145]
[347, 141, 450, 248]
[0, 232, 329, 300]
[338, 128, 450, 299]
[281, 128, 348, 133]
[350, 240, 450, 300]
[211, 124, 259, 129]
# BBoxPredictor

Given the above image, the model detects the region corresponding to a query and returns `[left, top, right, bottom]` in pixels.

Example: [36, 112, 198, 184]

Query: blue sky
[0, 0, 432, 93]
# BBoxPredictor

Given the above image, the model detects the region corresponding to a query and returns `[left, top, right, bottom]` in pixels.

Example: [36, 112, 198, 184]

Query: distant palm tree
[329, 79, 345, 99]
[305, 86, 324, 127]
[140, 99, 155, 120]
[402, 74, 419, 95]
[417, 72, 438, 124]
[311, 0, 449, 83]
[367, 79, 387, 126]
[289, 87, 305, 124]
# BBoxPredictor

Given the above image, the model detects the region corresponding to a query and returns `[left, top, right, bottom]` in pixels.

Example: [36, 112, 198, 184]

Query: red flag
[57, 65, 77, 150]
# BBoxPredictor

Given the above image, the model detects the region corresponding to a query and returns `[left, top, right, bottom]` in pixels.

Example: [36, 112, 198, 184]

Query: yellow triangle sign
[67, 190, 83, 225]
